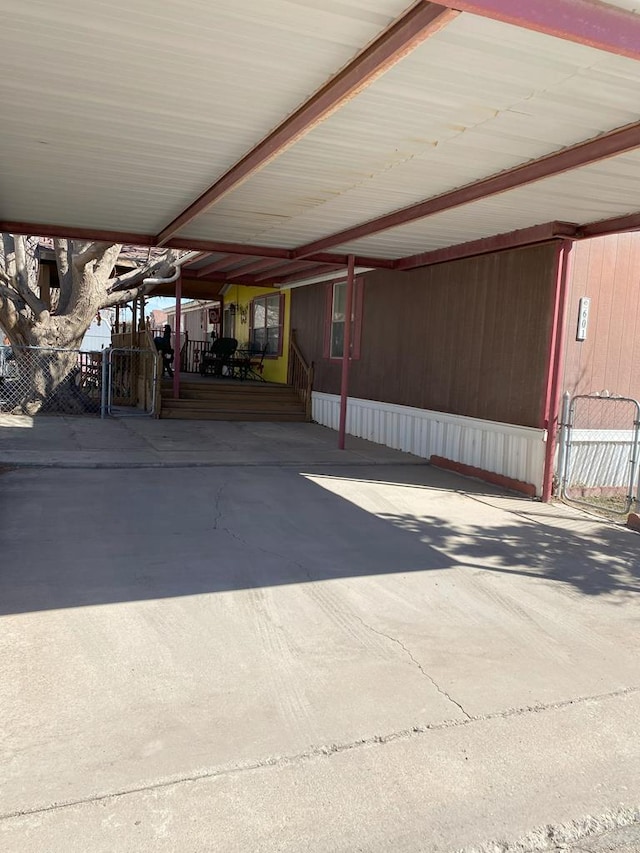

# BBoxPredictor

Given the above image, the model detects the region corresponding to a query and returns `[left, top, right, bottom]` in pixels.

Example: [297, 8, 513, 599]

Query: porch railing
[179, 338, 209, 373]
[288, 330, 314, 421]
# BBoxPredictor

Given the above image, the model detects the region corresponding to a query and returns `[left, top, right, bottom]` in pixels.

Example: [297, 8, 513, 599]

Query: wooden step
[160, 408, 307, 421]
[162, 380, 291, 392]
[161, 387, 301, 401]
[159, 378, 307, 421]
[161, 397, 305, 413]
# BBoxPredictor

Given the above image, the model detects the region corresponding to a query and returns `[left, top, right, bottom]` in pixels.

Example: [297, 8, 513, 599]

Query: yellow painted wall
[225, 285, 290, 384]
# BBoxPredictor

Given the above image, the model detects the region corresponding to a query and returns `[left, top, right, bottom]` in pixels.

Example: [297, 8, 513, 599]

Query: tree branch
[73, 241, 118, 269]
[0, 298, 19, 339]
[0, 284, 25, 307]
[107, 266, 152, 294]
[2, 234, 16, 278]
[53, 238, 70, 279]
[54, 238, 73, 315]
[103, 271, 174, 308]
[7, 235, 46, 317]
[95, 243, 122, 279]
[107, 254, 174, 295]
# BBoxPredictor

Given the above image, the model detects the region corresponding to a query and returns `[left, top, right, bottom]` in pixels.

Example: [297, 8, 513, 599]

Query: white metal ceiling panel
[178, 13, 640, 248]
[0, 0, 411, 233]
[327, 149, 640, 257]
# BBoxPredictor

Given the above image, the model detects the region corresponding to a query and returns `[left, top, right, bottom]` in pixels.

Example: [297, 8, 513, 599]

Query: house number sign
[576, 296, 590, 341]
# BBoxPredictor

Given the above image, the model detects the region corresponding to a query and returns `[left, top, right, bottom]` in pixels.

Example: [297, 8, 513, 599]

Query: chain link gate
[107, 348, 158, 416]
[560, 392, 640, 515]
[0, 345, 103, 415]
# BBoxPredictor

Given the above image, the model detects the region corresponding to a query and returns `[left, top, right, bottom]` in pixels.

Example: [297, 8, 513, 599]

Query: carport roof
[2, 0, 640, 286]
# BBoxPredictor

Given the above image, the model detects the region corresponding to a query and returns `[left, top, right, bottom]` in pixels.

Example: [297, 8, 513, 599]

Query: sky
[145, 296, 177, 315]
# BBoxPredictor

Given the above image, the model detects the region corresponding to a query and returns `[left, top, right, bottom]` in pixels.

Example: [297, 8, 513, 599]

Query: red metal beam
[436, 0, 640, 61]
[0, 221, 293, 257]
[196, 254, 254, 278]
[275, 264, 346, 285]
[293, 120, 640, 258]
[580, 210, 640, 238]
[165, 238, 291, 258]
[0, 220, 156, 246]
[338, 256, 356, 451]
[172, 274, 182, 400]
[308, 252, 396, 269]
[541, 240, 574, 502]
[0, 220, 397, 268]
[397, 222, 578, 269]
[253, 260, 319, 283]
[154, 2, 458, 245]
[225, 257, 286, 280]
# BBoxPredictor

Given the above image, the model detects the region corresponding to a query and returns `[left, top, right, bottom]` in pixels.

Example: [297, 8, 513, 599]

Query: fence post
[629, 402, 640, 508]
[100, 348, 110, 419]
[556, 391, 571, 496]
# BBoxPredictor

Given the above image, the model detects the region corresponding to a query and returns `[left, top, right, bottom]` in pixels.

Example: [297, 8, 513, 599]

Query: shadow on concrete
[377, 507, 640, 598]
[0, 463, 638, 616]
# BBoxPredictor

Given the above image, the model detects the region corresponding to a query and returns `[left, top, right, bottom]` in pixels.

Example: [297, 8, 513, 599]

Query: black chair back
[212, 337, 238, 359]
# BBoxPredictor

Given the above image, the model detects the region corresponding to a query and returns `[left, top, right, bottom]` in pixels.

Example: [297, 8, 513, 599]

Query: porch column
[338, 255, 355, 450]
[541, 239, 574, 502]
[173, 274, 182, 399]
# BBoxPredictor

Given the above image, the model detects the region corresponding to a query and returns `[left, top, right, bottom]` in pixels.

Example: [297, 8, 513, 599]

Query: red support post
[338, 255, 356, 451]
[541, 240, 573, 502]
[173, 274, 182, 400]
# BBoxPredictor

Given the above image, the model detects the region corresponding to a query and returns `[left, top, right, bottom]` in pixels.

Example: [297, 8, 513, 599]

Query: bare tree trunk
[5, 317, 96, 415]
[1, 234, 178, 415]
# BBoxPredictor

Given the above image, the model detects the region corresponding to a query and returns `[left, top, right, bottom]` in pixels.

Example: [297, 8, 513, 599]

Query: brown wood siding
[563, 233, 640, 399]
[291, 243, 557, 428]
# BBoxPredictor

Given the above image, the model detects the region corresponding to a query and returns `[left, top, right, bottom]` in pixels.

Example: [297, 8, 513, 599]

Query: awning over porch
[2, 1, 640, 286]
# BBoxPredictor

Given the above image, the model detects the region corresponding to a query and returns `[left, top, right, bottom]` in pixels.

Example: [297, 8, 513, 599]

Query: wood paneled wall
[291, 244, 558, 428]
[563, 233, 640, 399]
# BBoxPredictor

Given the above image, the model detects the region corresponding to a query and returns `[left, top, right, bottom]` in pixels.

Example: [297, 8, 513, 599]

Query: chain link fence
[0, 345, 103, 415]
[560, 392, 640, 516]
[0, 345, 158, 417]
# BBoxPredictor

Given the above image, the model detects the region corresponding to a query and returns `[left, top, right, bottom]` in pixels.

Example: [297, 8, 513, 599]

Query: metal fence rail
[0, 345, 103, 415]
[560, 392, 640, 515]
[107, 348, 157, 416]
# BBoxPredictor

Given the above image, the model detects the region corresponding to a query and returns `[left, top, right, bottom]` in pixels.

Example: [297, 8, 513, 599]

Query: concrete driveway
[0, 420, 639, 851]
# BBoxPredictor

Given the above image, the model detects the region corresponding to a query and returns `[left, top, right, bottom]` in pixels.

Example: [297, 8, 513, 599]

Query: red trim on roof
[437, 0, 640, 62]
[397, 222, 578, 270]
[580, 210, 640, 238]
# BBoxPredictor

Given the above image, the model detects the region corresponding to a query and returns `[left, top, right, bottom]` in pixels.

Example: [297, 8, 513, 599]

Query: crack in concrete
[454, 806, 640, 853]
[2, 686, 638, 825]
[0, 687, 640, 820]
[352, 614, 472, 720]
[211, 481, 225, 531]
[214, 499, 313, 581]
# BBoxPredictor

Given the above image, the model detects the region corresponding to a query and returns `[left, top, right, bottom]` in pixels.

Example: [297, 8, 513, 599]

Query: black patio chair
[233, 341, 268, 381]
[199, 337, 238, 376]
[246, 341, 268, 381]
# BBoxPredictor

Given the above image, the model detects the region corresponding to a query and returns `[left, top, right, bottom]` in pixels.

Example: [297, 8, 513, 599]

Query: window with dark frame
[324, 279, 363, 360]
[250, 293, 284, 356]
[330, 282, 348, 358]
